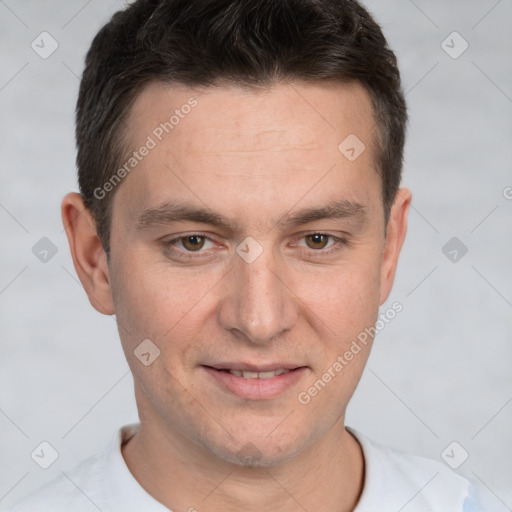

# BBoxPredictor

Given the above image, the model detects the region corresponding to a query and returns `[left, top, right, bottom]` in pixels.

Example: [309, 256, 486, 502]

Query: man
[9, 0, 481, 510]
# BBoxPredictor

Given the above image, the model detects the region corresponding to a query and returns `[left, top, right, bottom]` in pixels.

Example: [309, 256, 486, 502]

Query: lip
[202, 365, 308, 400]
[206, 362, 303, 372]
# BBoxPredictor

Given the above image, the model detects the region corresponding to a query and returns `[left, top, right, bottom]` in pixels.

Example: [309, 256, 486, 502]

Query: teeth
[227, 369, 291, 379]
[242, 371, 259, 379]
[257, 371, 276, 379]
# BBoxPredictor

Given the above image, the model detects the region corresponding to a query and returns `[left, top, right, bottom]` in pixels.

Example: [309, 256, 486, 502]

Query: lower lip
[202, 366, 308, 400]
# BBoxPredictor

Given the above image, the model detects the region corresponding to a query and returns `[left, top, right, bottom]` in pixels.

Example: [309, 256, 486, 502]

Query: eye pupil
[182, 235, 205, 251]
[305, 234, 329, 249]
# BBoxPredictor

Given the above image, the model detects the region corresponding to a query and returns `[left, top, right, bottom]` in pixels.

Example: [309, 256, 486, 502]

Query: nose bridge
[218, 244, 296, 343]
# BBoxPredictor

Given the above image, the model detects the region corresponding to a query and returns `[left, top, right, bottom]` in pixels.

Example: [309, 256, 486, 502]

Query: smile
[202, 365, 308, 400]
[222, 368, 290, 379]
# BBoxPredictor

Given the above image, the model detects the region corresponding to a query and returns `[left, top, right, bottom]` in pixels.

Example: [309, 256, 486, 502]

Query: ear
[61, 192, 114, 315]
[379, 187, 411, 305]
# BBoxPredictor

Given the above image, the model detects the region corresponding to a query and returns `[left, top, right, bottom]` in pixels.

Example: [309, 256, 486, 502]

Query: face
[85, 81, 408, 466]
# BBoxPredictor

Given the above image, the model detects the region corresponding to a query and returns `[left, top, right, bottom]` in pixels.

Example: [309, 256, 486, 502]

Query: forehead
[114, 80, 380, 224]
[126, 80, 375, 152]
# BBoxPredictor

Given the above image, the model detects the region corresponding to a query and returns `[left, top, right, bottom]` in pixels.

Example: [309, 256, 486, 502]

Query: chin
[200, 427, 313, 468]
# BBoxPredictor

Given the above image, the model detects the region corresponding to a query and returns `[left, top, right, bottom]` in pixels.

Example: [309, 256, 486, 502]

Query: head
[63, 0, 410, 467]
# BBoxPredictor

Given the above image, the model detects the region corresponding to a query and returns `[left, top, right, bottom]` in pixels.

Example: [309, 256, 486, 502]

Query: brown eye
[304, 234, 329, 249]
[181, 235, 206, 251]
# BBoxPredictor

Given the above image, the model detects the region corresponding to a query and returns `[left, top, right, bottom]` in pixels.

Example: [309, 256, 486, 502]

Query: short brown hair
[76, 0, 407, 255]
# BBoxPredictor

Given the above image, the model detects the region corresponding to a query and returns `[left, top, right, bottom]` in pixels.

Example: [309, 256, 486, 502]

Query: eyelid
[163, 232, 219, 254]
[294, 233, 336, 248]
[162, 231, 349, 260]
[291, 232, 349, 255]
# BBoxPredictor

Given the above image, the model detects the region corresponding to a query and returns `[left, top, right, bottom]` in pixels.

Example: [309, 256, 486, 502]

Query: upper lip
[204, 363, 305, 372]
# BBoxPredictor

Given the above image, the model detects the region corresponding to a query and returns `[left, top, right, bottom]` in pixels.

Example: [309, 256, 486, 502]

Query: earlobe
[379, 187, 412, 305]
[61, 192, 115, 315]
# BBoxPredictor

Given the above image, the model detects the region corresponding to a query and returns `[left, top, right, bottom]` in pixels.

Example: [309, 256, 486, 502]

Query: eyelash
[163, 232, 349, 259]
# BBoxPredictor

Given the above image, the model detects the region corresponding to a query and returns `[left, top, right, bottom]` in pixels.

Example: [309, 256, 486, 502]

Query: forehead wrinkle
[183, 143, 322, 155]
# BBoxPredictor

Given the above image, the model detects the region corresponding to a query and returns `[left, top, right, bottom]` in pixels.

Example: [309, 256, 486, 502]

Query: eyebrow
[135, 199, 367, 231]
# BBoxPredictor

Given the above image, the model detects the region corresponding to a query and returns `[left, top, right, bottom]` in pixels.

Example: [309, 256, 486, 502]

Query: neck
[122, 415, 365, 512]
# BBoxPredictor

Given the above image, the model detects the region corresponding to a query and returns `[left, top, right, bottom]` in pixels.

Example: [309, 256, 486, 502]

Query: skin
[62, 80, 411, 512]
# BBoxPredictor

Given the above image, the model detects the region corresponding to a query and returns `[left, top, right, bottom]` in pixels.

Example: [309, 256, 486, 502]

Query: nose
[217, 246, 298, 345]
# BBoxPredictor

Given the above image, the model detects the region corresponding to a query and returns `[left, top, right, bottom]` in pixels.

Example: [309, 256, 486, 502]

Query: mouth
[201, 364, 308, 400]
[211, 367, 296, 379]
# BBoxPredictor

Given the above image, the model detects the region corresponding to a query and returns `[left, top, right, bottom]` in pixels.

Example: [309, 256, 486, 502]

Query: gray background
[0, 0, 511, 509]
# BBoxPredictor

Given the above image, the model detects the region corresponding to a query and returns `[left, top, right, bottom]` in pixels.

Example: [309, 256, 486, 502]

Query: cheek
[294, 254, 382, 342]
[108, 252, 220, 354]
[292, 261, 381, 416]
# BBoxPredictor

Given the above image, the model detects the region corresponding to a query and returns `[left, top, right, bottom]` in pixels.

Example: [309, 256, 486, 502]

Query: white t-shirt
[7, 424, 481, 511]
